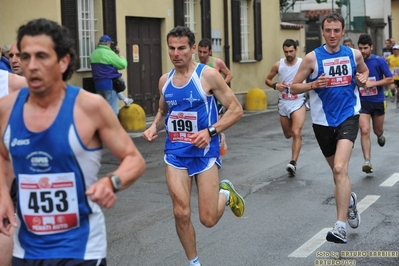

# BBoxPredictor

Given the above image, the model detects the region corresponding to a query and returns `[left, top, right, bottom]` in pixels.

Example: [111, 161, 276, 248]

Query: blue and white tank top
[162, 63, 219, 158]
[309, 44, 360, 127]
[4, 84, 106, 260]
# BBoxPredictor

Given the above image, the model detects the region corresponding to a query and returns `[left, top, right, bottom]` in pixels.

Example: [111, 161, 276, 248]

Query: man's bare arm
[215, 58, 233, 84]
[207, 68, 243, 133]
[265, 62, 279, 88]
[78, 92, 145, 208]
[291, 52, 317, 94]
[354, 49, 369, 87]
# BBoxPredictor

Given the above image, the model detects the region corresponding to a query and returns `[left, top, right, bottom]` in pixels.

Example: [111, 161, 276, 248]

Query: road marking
[288, 195, 380, 258]
[380, 173, 399, 187]
[288, 228, 330, 258]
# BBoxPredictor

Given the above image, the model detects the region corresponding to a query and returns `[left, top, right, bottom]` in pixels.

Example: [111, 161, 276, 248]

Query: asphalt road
[100, 102, 399, 266]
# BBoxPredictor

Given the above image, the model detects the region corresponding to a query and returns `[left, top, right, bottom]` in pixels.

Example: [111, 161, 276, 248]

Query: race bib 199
[322, 56, 352, 87]
[167, 111, 198, 143]
[19, 172, 79, 235]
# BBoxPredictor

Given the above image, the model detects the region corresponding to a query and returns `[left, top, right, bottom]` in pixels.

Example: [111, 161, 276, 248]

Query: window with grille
[184, 0, 196, 33]
[231, 0, 262, 62]
[77, 0, 97, 70]
[240, 0, 249, 60]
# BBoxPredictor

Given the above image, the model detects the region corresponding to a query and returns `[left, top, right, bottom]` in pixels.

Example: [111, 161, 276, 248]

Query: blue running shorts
[164, 154, 221, 176]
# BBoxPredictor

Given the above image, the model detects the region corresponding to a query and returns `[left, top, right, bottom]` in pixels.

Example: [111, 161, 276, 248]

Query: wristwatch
[207, 126, 217, 137]
[108, 174, 122, 193]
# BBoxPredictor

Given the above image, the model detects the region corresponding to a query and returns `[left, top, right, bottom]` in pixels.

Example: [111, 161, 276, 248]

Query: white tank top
[278, 58, 305, 100]
[0, 70, 9, 98]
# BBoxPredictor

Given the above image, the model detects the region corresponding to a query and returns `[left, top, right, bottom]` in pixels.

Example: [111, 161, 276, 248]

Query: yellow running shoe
[219, 180, 245, 217]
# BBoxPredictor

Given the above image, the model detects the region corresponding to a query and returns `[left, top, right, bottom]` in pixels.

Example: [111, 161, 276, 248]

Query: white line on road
[288, 195, 380, 258]
[288, 228, 330, 258]
[380, 173, 399, 187]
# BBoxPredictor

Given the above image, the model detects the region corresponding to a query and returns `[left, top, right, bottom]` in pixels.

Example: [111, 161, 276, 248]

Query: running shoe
[286, 160, 296, 177]
[124, 98, 134, 107]
[347, 192, 361, 229]
[326, 224, 347, 244]
[362, 160, 373, 174]
[377, 134, 385, 147]
[219, 180, 245, 217]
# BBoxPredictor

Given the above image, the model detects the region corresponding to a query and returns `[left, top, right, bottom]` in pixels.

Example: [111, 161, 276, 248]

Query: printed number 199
[171, 119, 193, 132]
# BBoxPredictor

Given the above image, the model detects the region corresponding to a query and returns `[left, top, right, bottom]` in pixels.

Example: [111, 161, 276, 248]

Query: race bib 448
[322, 56, 352, 87]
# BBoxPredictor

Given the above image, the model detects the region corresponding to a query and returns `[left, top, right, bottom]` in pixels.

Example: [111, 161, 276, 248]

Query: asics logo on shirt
[11, 138, 30, 147]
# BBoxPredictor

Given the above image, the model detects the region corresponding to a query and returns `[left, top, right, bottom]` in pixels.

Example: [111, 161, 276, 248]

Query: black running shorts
[10, 178, 17, 210]
[312, 115, 359, 157]
[360, 101, 385, 116]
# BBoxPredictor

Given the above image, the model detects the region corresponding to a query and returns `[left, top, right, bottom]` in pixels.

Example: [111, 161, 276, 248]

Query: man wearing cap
[1, 45, 11, 60]
[387, 45, 399, 105]
[0, 45, 12, 72]
[90, 35, 133, 115]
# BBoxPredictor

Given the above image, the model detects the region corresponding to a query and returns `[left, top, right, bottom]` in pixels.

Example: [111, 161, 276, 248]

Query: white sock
[189, 256, 201, 266]
[219, 189, 230, 204]
[336, 221, 346, 229]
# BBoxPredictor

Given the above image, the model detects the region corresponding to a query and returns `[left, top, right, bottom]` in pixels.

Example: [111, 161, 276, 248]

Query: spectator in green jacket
[90, 35, 133, 115]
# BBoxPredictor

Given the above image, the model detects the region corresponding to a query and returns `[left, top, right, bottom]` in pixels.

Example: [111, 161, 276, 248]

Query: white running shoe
[347, 192, 360, 229]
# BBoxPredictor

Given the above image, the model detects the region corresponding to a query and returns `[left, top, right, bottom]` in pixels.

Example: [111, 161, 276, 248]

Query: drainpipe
[223, 0, 231, 85]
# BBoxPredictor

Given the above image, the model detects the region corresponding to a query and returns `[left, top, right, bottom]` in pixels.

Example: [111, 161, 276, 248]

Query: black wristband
[273, 82, 278, 90]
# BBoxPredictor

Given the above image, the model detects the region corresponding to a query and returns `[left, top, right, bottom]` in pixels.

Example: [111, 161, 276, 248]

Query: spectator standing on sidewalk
[90, 35, 133, 115]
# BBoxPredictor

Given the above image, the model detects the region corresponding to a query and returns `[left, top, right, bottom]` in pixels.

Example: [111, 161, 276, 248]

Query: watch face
[111, 175, 122, 191]
[208, 126, 217, 137]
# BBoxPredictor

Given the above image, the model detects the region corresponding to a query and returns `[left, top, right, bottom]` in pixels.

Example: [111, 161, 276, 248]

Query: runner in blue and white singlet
[0, 18, 145, 265]
[5, 85, 106, 260]
[308, 44, 360, 127]
[163, 63, 220, 159]
[290, 12, 369, 245]
[143, 26, 244, 266]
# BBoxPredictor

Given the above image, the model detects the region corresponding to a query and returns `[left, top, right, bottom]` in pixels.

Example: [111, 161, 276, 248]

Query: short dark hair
[357, 34, 373, 46]
[166, 26, 195, 47]
[343, 37, 353, 44]
[17, 18, 77, 81]
[385, 38, 392, 43]
[321, 12, 345, 30]
[282, 39, 297, 49]
[198, 38, 212, 50]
